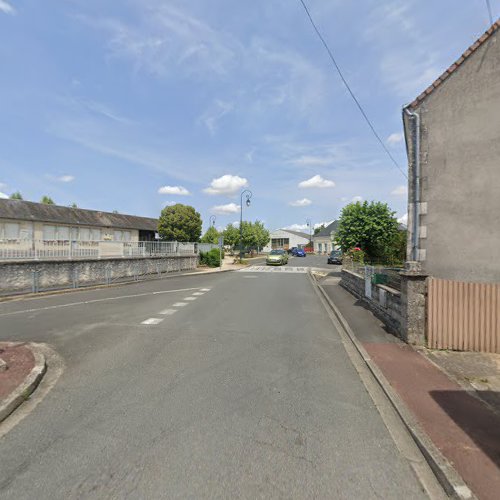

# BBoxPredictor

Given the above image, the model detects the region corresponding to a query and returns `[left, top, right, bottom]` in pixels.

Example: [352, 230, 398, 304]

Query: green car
[266, 249, 289, 266]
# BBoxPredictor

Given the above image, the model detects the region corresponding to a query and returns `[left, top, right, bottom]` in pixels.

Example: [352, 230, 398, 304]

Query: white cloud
[284, 220, 333, 232]
[352, 196, 363, 202]
[290, 155, 334, 166]
[198, 99, 233, 135]
[212, 202, 240, 214]
[0, 1, 15, 15]
[387, 132, 404, 145]
[158, 185, 190, 195]
[162, 201, 176, 207]
[398, 213, 408, 225]
[298, 175, 335, 189]
[0, 191, 8, 199]
[289, 198, 312, 207]
[46, 174, 75, 183]
[391, 185, 408, 196]
[204, 174, 248, 196]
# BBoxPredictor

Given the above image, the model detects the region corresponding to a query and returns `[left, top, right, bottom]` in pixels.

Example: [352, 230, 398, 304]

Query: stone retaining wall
[0, 255, 198, 295]
[340, 269, 402, 337]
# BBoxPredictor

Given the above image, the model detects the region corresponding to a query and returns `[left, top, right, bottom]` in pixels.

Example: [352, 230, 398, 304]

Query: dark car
[288, 247, 297, 255]
[327, 250, 342, 265]
[295, 248, 306, 257]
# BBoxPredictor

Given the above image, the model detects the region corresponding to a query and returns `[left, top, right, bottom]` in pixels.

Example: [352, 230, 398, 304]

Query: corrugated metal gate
[427, 277, 500, 353]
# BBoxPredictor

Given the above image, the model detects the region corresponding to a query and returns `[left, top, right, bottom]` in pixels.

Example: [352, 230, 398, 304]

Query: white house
[263, 229, 310, 253]
[313, 221, 339, 254]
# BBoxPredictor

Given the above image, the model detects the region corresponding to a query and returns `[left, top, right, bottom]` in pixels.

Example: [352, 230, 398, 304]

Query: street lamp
[239, 189, 252, 261]
[306, 218, 312, 252]
[209, 215, 216, 227]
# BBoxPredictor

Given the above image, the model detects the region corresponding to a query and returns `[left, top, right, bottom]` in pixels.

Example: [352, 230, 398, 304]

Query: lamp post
[306, 218, 312, 253]
[209, 215, 216, 228]
[239, 189, 252, 261]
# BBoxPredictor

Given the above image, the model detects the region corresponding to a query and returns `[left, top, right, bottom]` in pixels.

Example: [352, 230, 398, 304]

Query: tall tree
[253, 220, 270, 252]
[200, 225, 220, 244]
[335, 201, 400, 261]
[158, 203, 202, 242]
[10, 192, 23, 200]
[222, 223, 239, 251]
[40, 196, 55, 205]
[70, 203, 78, 208]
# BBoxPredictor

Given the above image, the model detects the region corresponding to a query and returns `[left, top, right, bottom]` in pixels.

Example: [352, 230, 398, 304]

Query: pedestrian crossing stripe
[238, 266, 309, 273]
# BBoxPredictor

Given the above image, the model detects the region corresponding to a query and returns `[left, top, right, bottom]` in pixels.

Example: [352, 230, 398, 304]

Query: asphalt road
[0, 269, 428, 499]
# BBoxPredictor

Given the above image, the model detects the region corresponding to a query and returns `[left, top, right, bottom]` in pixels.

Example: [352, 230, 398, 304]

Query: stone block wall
[0, 255, 198, 295]
[340, 269, 403, 337]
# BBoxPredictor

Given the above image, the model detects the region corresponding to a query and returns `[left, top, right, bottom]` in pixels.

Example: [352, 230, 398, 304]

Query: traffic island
[0, 342, 47, 423]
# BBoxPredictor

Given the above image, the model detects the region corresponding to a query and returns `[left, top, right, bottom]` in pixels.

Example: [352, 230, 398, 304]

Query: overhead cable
[298, 0, 408, 179]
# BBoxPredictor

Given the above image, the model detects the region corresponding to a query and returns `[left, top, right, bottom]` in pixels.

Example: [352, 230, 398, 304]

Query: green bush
[199, 248, 222, 267]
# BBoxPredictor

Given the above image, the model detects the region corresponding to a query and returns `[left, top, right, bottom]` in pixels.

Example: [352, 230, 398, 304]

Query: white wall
[263, 229, 309, 253]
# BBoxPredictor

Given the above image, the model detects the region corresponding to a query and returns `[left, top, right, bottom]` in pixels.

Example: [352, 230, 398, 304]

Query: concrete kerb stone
[0, 343, 47, 423]
[311, 273, 474, 500]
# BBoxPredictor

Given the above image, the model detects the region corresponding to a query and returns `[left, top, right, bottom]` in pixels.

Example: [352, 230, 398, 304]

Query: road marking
[141, 317, 164, 325]
[159, 309, 177, 315]
[172, 302, 188, 307]
[200, 288, 211, 292]
[238, 266, 308, 273]
[192, 292, 204, 296]
[184, 297, 197, 301]
[0, 287, 204, 318]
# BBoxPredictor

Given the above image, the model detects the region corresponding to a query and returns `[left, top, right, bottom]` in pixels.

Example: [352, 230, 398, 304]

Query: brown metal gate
[427, 277, 500, 353]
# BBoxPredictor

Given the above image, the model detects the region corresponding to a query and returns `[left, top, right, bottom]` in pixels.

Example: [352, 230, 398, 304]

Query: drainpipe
[403, 105, 420, 262]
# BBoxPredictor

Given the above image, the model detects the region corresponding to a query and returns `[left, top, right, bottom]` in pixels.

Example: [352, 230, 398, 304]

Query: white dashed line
[159, 309, 177, 315]
[172, 302, 188, 307]
[184, 297, 197, 301]
[200, 288, 211, 292]
[192, 292, 204, 296]
[141, 318, 164, 325]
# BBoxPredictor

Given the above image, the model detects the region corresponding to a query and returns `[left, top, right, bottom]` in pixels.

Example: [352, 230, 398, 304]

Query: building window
[271, 238, 290, 249]
[318, 243, 322, 253]
[0, 222, 20, 240]
[90, 229, 101, 241]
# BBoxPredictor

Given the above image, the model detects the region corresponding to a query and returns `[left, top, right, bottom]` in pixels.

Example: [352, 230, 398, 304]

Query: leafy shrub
[199, 248, 222, 267]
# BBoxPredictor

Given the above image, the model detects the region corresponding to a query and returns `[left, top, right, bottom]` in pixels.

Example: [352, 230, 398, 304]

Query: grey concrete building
[402, 20, 500, 283]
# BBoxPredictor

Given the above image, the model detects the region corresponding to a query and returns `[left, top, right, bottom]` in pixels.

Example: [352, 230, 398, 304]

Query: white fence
[0, 239, 198, 261]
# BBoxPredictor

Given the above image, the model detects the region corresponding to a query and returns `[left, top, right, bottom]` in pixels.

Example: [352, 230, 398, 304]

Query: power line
[485, 0, 494, 25]
[298, 0, 408, 179]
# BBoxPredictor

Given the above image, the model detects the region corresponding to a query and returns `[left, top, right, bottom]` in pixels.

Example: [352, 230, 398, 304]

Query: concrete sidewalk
[320, 276, 500, 500]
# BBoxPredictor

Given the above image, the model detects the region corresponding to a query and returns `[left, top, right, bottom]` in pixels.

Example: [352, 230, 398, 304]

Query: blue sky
[0, 0, 497, 232]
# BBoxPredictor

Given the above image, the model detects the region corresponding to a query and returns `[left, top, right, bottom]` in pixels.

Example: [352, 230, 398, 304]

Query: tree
[158, 203, 202, 242]
[70, 203, 78, 208]
[335, 201, 400, 262]
[201, 225, 220, 244]
[253, 220, 270, 252]
[314, 224, 325, 235]
[10, 192, 23, 200]
[40, 196, 55, 205]
[222, 223, 239, 252]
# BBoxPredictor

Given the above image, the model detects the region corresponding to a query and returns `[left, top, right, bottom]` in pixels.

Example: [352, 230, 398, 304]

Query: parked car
[266, 249, 289, 266]
[288, 247, 297, 255]
[327, 250, 342, 265]
[295, 248, 306, 257]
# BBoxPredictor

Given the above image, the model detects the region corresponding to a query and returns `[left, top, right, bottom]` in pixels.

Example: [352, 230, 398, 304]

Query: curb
[0, 343, 47, 423]
[313, 276, 474, 500]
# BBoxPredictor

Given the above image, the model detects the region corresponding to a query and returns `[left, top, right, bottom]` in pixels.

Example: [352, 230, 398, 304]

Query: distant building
[402, 20, 500, 283]
[0, 198, 158, 243]
[263, 229, 310, 252]
[313, 221, 339, 254]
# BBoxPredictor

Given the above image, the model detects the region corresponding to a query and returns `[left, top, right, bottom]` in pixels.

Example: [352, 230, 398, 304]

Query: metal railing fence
[342, 261, 403, 291]
[0, 239, 198, 261]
